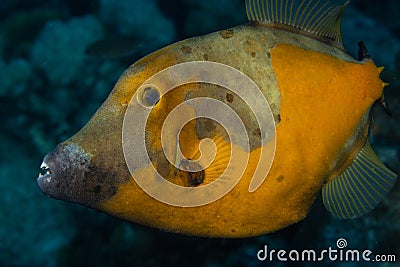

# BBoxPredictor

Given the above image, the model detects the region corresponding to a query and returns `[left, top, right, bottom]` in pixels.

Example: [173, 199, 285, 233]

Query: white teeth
[40, 162, 49, 169]
[38, 161, 52, 183]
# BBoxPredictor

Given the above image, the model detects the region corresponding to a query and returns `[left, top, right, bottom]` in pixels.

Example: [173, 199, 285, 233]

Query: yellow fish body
[37, 0, 397, 237]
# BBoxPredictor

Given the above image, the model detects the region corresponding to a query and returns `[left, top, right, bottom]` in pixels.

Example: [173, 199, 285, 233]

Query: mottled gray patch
[181, 45, 192, 54]
[226, 93, 234, 103]
[220, 29, 234, 39]
[37, 143, 119, 207]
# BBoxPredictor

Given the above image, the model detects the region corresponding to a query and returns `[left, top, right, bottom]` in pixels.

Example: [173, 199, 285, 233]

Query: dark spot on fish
[253, 128, 261, 138]
[266, 52, 271, 59]
[85, 164, 119, 202]
[274, 114, 281, 123]
[251, 51, 256, 57]
[292, 36, 300, 44]
[276, 175, 284, 183]
[226, 93, 234, 103]
[231, 229, 236, 233]
[220, 29, 234, 39]
[203, 53, 209, 60]
[93, 185, 101, 194]
[179, 159, 205, 186]
[188, 170, 205, 186]
[111, 186, 118, 196]
[196, 118, 217, 139]
[181, 45, 192, 54]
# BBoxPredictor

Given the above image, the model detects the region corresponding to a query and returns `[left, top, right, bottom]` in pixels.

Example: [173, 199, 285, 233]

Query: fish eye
[138, 85, 161, 107]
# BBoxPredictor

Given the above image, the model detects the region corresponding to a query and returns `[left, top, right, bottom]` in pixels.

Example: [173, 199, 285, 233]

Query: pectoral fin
[322, 142, 397, 219]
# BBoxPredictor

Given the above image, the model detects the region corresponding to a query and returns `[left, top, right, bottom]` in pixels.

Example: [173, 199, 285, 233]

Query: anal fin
[322, 142, 397, 219]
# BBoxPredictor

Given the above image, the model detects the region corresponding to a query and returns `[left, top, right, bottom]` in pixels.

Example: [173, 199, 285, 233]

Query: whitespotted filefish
[37, 0, 397, 237]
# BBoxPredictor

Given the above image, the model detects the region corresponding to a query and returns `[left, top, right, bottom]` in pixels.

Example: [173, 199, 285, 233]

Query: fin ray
[322, 142, 397, 219]
[261, 0, 267, 21]
[246, 0, 348, 48]
[306, 1, 329, 30]
[352, 161, 382, 202]
[333, 176, 345, 218]
[356, 160, 392, 190]
[301, 0, 320, 29]
[189, 131, 233, 184]
[347, 166, 376, 210]
[308, 5, 333, 33]
[327, 178, 340, 216]
[347, 175, 368, 214]
[272, 0, 277, 21]
[341, 172, 363, 216]
[293, 0, 306, 26]
[339, 175, 353, 218]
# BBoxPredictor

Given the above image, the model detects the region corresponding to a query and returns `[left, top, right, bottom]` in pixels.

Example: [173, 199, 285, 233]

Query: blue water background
[0, 0, 399, 266]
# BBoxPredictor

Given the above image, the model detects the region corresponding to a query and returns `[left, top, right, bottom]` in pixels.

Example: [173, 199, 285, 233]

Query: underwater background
[0, 0, 399, 266]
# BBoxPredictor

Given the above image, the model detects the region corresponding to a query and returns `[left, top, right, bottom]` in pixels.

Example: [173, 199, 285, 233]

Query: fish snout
[37, 143, 92, 204]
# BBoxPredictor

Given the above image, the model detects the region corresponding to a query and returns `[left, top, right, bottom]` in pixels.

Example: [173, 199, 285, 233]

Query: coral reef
[31, 15, 103, 85]
[0, 58, 32, 97]
[98, 0, 175, 46]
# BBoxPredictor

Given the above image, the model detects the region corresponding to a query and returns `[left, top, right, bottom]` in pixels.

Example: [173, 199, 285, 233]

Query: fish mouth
[36, 150, 68, 200]
[36, 143, 120, 206]
[36, 143, 92, 202]
[37, 160, 54, 197]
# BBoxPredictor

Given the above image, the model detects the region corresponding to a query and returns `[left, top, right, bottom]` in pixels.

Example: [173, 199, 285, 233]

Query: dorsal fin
[245, 0, 349, 49]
